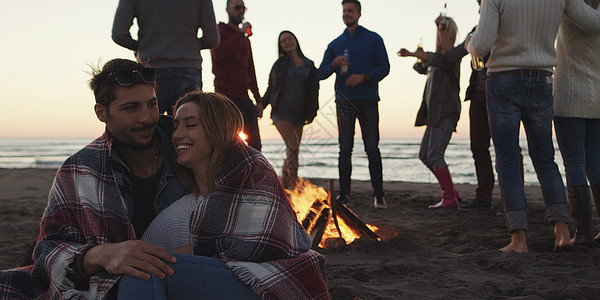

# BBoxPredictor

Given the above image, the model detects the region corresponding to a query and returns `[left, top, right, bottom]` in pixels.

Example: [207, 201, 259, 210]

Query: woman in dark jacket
[262, 30, 319, 189]
[399, 16, 462, 209]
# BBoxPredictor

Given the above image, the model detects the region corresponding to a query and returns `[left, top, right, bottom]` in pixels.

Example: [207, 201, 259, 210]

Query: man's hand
[83, 240, 176, 280]
[345, 74, 366, 88]
[332, 55, 348, 69]
[398, 48, 413, 57]
[240, 21, 251, 34]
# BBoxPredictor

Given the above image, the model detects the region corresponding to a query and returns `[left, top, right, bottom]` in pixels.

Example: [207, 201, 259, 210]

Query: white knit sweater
[554, 17, 600, 118]
[142, 193, 202, 250]
[467, 0, 600, 73]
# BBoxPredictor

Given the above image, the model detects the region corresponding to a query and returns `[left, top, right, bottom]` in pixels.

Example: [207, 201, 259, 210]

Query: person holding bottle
[317, 0, 390, 209]
[399, 15, 462, 209]
[262, 31, 319, 189]
[211, 0, 263, 151]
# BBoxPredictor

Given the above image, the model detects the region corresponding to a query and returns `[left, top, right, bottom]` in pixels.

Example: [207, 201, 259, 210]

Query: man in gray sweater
[466, 0, 600, 253]
[112, 0, 219, 115]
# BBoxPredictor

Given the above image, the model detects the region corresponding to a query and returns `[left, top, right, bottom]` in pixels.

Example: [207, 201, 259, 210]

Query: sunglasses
[99, 68, 156, 91]
[231, 4, 247, 11]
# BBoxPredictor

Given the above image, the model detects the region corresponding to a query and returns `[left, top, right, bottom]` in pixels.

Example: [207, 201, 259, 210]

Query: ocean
[0, 137, 565, 186]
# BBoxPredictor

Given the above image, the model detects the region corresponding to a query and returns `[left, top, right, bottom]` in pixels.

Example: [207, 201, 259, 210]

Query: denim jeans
[418, 118, 456, 170]
[469, 88, 494, 203]
[486, 71, 569, 232]
[156, 68, 202, 115]
[554, 116, 600, 187]
[228, 97, 262, 151]
[336, 99, 383, 197]
[117, 253, 259, 299]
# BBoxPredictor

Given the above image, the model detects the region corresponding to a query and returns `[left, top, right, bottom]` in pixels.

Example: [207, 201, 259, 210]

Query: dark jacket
[262, 56, 319, 124]
[414, 52, 461, 129]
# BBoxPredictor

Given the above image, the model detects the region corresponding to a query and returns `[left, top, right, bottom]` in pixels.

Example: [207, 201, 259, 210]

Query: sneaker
[374, 195, 387, 209]
[335, 194, 350, 204]
[458, 199, 492, 211]
[496, 209, 505, 216]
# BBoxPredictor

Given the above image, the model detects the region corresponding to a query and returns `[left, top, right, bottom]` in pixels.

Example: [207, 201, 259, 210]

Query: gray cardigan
[112, 0, 219, 70]
[554, 17, 600, 119]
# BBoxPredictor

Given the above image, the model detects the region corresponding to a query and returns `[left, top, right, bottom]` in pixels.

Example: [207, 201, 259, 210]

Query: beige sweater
[554, 17, 600, 118]
[467, 0, 600, 73]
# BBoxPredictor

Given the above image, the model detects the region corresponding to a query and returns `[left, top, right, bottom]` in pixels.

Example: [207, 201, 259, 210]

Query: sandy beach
[2, 168, 600, 299]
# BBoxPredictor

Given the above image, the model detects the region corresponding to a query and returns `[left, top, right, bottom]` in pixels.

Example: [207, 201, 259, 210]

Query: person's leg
[156, 68, 202, 116]
[554, 116, 593, 245]
[486, 74, 529, 252]
[274, 120, 303, 189]
[584, 118, 600, 186]
[117, 253, 259, 300]
[424, 118, 460, 208]
[230, 97, 262, 151]
[522, 75, 570, 250]
[469, 88, 494, 204]
[356, 99, 383, 198]
[583, 118, 600, 241]
[336, 101, 357, 199]
[156, 68, 175, 115]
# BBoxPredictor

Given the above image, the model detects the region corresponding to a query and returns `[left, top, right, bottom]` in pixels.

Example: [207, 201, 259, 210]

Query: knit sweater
[467, 0, 600, 73]
[112, 0, 219, 70]
[554, 16, 600, 118]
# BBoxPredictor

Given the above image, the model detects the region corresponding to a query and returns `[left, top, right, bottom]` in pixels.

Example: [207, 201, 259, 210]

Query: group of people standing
[402, 0, 600, 254]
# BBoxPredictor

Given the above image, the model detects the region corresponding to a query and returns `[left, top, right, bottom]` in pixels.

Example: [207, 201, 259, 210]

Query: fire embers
[287, 179, 381, 249]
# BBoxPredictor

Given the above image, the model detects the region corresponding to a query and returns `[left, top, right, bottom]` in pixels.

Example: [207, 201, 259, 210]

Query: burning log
[309, 207, 330, 249]
[288, 178, 382, 249]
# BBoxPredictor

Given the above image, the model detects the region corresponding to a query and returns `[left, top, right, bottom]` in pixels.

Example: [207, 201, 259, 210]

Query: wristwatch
[364, 73, 371, 82]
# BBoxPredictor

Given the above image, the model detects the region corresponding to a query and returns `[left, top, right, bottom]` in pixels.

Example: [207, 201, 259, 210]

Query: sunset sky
[0, 0, 481, 139]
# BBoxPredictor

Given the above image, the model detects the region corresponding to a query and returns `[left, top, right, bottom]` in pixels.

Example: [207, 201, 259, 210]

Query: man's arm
[111, 0, 138, 51]
[367, 34, 391, 83]
[466, 0, 498, 58]
[247, 42, 262, 117]
[565, 0, 600, 34]
[317, 45, 337, 81]
[198, 0, 219, 49]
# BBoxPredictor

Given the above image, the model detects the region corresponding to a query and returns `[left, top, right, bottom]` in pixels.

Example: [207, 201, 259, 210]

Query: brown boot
[568, 186, 593, 246]
[591, 184, 600, 242]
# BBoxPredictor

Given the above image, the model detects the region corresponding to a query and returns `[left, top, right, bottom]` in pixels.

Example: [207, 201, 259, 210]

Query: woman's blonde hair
[436, 17, 458, 53]
[174, 91, 244, 196]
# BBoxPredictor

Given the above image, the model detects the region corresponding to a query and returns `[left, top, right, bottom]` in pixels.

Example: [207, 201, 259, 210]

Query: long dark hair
[277, 30, 305, 58]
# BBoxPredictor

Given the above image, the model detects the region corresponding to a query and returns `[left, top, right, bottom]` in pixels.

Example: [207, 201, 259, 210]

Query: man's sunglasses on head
[100, 68, 156, 91]
[231, 4, 247, 11]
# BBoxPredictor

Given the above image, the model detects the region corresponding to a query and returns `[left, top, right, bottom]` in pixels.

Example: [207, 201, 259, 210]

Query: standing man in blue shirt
[318, 0, 390, 208]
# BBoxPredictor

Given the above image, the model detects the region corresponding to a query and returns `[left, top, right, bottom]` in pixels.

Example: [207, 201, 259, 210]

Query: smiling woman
[119, 91, 330, 299]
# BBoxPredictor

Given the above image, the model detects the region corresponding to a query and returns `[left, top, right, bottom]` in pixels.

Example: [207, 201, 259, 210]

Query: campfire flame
[286, 179, 379, 248]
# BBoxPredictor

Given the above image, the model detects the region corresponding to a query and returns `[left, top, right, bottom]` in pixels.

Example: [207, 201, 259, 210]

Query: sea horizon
[0, 137, 565, 186]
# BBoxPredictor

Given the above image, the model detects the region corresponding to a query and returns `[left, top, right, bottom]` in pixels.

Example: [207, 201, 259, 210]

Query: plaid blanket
[192, 138, 329, 299]
[0, 126, 188, 299]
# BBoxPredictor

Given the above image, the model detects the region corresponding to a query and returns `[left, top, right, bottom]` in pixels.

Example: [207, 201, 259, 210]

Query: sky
[0, 0, 482, 139]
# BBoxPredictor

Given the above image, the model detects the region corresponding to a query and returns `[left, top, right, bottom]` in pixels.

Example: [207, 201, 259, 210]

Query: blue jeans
[554, 116, 600, 187]
[418, 118, 456, 170]
[117, 253, 259, 299]
[336, 99, 383, 197]
[156, 68, 202, 115]
[486, 71, 569, 232]
[228, 97, 262, 151]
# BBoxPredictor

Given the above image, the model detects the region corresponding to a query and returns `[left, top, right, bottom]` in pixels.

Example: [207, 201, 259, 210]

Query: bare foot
[499, 230, 528, 253]
[554, 222, 573, 251]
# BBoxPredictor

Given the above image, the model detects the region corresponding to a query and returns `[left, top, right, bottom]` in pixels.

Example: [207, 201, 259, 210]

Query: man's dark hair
[88, 59, 152, 110]
[342, 0, 361, 12]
